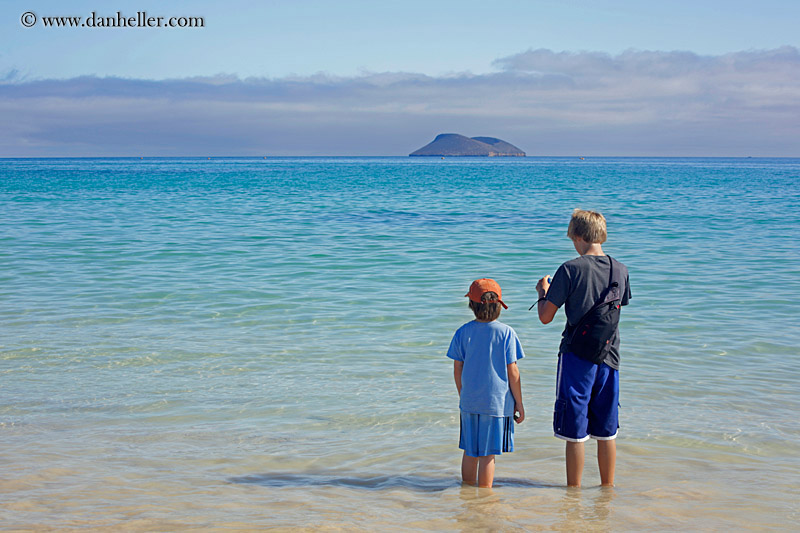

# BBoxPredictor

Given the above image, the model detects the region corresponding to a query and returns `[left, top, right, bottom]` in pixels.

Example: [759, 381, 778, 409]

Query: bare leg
[461, 452, 478, 486]
[477, 455, 496, 488]
[597, 439, 616, 486]
[566, 441, 585, 487]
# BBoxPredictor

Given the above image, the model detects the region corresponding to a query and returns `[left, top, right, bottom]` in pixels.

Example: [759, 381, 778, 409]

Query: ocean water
[1, 156, 798, 531]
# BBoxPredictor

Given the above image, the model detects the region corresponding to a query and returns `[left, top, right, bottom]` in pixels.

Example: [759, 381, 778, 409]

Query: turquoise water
[1, 157, 799, 530]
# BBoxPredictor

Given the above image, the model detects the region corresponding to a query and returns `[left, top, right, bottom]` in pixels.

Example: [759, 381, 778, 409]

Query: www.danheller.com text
[24, 11, 205, 29]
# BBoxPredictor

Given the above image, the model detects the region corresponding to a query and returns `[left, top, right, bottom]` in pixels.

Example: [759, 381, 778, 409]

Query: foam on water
[1, 157, 799, 530]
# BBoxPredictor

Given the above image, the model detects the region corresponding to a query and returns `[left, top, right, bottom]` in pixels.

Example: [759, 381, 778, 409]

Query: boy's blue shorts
[459, 412, 514, 457]
[553, 351, 619, 442]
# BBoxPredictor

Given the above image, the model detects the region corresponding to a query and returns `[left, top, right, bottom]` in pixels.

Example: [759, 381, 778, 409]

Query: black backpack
[565, 257, 622, 365]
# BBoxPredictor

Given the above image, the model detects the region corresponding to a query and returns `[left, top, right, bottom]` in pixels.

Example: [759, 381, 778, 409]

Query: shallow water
[1, 156, 799, 530]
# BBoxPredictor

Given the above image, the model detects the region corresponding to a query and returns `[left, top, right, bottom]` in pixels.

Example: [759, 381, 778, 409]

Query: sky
[1, 0, 799, 156]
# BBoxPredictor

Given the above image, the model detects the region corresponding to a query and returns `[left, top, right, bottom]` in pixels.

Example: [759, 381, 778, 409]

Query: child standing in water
[447, 278, 525, 488]
[535, 209, 631, 487]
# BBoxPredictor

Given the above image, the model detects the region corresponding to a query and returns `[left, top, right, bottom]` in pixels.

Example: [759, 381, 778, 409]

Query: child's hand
[536, 276, 551, 297]
[513, 404, 525, 424]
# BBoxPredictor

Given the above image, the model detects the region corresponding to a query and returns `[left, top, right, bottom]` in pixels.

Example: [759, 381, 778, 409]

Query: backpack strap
[606, 256, 619, 303]
[567, 256, 619, 334]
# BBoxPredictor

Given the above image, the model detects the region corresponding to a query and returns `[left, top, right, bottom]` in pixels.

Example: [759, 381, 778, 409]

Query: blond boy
[535, 210, 631, 487]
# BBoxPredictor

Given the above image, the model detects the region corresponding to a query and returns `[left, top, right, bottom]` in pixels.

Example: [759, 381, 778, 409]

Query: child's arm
[453, 360, 464, 395]
[507, 362, 525, 423]
[536, 276, 559, 324]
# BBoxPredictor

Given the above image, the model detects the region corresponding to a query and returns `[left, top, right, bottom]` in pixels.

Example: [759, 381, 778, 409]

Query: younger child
[447, 278, 525, 488]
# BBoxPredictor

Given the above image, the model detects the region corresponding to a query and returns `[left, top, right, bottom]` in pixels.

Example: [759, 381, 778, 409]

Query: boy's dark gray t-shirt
[546, 255, 631, 370]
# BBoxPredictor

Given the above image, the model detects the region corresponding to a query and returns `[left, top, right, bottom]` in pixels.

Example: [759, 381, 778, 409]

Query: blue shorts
[459, 412, 514, 457]
[553, 351, 619, 442]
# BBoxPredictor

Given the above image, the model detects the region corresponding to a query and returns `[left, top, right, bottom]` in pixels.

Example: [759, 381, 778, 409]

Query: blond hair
[567, 209, 607, 243]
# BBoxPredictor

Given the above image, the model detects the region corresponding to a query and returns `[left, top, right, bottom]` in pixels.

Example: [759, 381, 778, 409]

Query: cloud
[493, 47, 800, 83]
[1, 47, 799, 156]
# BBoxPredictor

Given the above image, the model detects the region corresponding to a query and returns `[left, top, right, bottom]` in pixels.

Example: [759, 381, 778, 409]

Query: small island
[409, 133, 525, 157]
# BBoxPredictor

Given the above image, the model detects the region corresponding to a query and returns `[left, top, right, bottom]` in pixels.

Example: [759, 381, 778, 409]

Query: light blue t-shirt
[446, 320, 524, 417]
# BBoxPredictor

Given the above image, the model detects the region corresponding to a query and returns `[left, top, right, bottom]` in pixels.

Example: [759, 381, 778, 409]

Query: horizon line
[1, 155, 797, 160]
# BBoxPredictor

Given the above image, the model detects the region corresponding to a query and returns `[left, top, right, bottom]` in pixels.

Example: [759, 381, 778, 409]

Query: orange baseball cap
[465, 278, 508, 309]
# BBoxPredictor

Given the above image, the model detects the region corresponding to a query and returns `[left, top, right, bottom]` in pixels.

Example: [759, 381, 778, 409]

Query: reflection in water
[454, 484, 505, 531]
[231, 472, 624, 530]
[453, 479, 567, 531]
[230, 472, 554, 493]
[553, 486, 615, 531]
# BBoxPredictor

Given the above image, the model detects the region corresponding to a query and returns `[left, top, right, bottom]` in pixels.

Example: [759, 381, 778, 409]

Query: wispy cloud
[1, 47, 798, 156]
[492, 47, 800, 123]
